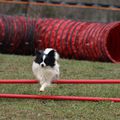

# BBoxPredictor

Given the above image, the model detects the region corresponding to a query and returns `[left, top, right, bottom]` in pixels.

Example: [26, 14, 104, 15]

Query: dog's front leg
[39, 82, 50, 92]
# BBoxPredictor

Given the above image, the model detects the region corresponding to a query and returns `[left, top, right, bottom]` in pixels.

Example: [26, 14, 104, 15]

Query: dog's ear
[48, 49, 59, 60]
[48, 50, 55, 57]
[55, 52, 59, 60]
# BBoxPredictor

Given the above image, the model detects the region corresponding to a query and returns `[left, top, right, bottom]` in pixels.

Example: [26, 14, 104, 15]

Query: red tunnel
[0, 15, 36, 55]
[35, 19, 120, 63]
[0, 16, 120, 63]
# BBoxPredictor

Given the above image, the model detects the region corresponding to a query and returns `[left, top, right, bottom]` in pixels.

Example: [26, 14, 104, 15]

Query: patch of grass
[0, 53, 120, 120]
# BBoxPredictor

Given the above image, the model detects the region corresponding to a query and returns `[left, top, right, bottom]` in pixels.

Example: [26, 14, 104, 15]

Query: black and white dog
[32, 48, 60, 92]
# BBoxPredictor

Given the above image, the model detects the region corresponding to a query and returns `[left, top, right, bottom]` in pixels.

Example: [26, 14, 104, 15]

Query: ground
[0, 54, 120, 120]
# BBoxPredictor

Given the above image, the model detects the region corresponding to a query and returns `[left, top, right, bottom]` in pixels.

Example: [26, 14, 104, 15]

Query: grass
[0, 53, 120, 120]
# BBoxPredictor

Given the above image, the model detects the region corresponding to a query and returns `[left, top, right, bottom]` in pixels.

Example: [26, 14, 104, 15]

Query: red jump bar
[0, 79, 120, 84]
[0, 93, 120, 102]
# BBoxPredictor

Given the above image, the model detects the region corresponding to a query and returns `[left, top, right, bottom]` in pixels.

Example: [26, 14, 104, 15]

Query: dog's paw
[39, 88, 44, 92]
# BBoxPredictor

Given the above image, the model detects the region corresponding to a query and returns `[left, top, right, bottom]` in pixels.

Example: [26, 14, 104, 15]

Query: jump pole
[0, 80, 120, 102]
[0, 79, 120, 84]
[0, 93, 120, 102]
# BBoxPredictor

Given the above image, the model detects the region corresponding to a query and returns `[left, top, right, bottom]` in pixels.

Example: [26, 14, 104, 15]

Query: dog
[32, 48, 60, 92]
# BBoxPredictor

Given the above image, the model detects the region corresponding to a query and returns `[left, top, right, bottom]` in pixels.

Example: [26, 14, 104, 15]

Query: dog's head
[34, 48, 59, 68]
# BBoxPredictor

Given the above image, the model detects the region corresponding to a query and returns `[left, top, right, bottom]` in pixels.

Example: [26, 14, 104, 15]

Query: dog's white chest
[32, 62, 59, 82]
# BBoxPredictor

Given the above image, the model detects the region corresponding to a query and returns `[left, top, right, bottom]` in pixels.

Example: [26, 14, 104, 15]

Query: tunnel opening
[106, 24, 120, 63]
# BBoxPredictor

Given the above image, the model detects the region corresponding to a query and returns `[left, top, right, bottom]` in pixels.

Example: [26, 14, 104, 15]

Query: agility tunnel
[0, 79, 120, 102]
[35, 18, 120, 63]
[0, 15, 36, 55]
[0, 15, 120, 63]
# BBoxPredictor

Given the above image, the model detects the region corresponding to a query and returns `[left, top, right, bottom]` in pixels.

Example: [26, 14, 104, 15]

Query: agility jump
[0, 79, 120, 102]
